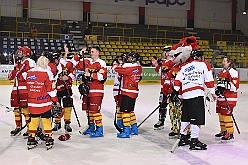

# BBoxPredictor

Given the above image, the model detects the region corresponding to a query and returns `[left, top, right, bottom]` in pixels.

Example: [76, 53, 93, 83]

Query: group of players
[151, 36, 239, 150]
[6, 35, 239, 151]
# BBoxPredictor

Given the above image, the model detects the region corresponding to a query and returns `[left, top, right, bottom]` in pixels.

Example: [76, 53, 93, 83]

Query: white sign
[0, 65, 14, 80]
[85, 0, 190, 10]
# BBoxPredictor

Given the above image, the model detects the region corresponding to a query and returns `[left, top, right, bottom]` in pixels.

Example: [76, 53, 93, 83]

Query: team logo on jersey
[184, 65, 195, 72]
[27, 75, 37, 80]
[52, 82, 56, 88]
[99, 69, 105, 74]
[233, 80, 237, 84]
[132, 69, 140, 74]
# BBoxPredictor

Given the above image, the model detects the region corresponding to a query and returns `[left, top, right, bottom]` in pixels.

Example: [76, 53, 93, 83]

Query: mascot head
[171, 36, 198, 65]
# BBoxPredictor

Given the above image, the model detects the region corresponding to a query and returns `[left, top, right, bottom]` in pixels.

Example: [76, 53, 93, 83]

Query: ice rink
[0, 84, 248, 165]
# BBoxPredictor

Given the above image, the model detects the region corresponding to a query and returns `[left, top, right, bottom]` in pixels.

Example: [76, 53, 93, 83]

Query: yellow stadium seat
[148, 43, 153, 46]
[107, 55, 113, 59]
[123, 45, 128, 49]
[106, 45, 111, 48]
[111, 52, 116, 56]
[114, 48, 120, 52]
[137, 49, 142, 53]
[138, 43, 142, 46]
[127, 42, 131, 45]
[93, 41, 98, 45]
[99, 41, 104, 44]
[112, 45, 117, 48]
[121, 42, 126, 45]
[102, 48, 108, 52]
[143, 43, 148, 46]
[105, 52, 110, 55]
[117, 52, 121, 56]
[134, 46, 140, 49]
[132, 42, 137, 45]
[108, 48, 114, 52]
[110, 42, 115, 45]
[100, 52, 104, 55]
[117, 45, 122, 49]
[104, 41, 109, 45]
[116, 41, 121, 45]
[148, 50, 153, 53]
[143, 57, 149, 60]
[126, 49, 131, 52]
[120, 49, 125, 52]
[100, 44, 105, 48]
[143, 49, 148, 53]
[140, 46, 145, 49]
[140, 53, 145, 56]
[128, 45, 134, 49]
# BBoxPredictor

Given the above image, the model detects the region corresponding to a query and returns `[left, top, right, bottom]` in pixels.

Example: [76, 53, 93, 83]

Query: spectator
[61, 24, 68, 34]
[22, 22, 29, 38]
[83, 26, 91, 43]
[30, 25, 38, 39]
[0, 53, 7, 64]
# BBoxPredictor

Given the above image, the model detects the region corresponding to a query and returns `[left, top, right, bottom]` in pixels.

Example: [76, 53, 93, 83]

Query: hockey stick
[223, 95, 241, 134]
[63, 81, 81, 128]
[0, 103, 15, 112]
[113, 74, 123, 133]
[138, 98, 168, 128]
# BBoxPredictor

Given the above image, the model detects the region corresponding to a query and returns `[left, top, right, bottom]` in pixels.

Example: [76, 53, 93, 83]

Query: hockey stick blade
[170, 139, 180, 153]
[0, 103, 15, 112]
[13, 123, 27, 136]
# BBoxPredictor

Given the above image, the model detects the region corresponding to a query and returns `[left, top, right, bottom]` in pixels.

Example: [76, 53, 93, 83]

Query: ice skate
[178, 134, 190, 146]
[90, 126, 103, 138]
[65, 123, 72, 132]
[215, 131, 226, 140]
[130, 123, 138, 135]
[23, 131, 29, 139]
[45, 135, 54, 150]
[189, 138, 207, 150]
[81, 123, 95, 135]
[221, 132, 234, 143]
[52, 123, 61, 131]
[169, 132, 178, 139]
[153, 120, 164, 130]
[117, 126, 130, 138]
[27, 136, 38, 150]
[10, 128, 21, 136]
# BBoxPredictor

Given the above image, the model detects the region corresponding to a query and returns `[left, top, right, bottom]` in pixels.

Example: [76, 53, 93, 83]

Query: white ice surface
[0, 84, 248, 165]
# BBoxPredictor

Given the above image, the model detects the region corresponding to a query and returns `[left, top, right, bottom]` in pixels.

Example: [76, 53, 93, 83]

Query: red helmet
[18, 46, 31, 56]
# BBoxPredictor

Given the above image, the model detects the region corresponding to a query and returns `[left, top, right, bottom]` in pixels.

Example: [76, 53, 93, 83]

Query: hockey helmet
[131, 52, 141, 63]
[190, 50, 203, 60]
[162, 46, 171, 52]
[16, 46, 31, 57]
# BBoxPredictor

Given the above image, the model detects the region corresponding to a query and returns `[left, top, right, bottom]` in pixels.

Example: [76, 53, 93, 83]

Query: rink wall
[1, 65, 248, 85]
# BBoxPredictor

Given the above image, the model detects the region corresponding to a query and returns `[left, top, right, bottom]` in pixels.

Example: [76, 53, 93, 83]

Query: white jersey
[113, 72, 121, 97]
[174, 59, 215, 99]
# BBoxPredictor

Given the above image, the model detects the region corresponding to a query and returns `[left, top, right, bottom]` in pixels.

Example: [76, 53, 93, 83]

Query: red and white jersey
[9, 58, 36, 94]
[113, 72, 121, 97]
[47, 62, 58, 79]
[174, 59, 215, 99]
[165, 64, 183, 97]
[74, 55, 107, 97]
[56, 58, 75, 91]
[155, 59, 174, 95]
[113, 63, 142, 99]
[24, 67, 58, 114]
[217, 68, 239, 106]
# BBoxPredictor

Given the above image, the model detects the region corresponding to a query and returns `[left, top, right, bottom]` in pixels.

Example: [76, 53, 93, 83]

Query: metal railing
[0, 30, 73, 40]
[16, 7, 62, 25]
[87, 12, 128, 28]
[147, 16, 183, 30]
[201, 20, 232, 33]
[213, 33, 246, 45]
[240, 24, 248, 38]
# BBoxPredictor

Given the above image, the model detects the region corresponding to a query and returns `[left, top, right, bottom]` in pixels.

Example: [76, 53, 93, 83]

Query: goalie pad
[51, 105, 64, 118]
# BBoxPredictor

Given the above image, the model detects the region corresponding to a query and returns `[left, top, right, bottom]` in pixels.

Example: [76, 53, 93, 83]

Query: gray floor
[0, 84, 248, 165]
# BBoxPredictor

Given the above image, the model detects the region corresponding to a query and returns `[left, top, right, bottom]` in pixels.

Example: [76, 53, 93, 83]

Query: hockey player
[52, 47, 75, 132]
[112, 52, 142, 138]
[74, 46, 107, 138]
[8, 46, 36, 137]
[112, 55, 125, 129]
[172, 36, 217, 150]
[215, 56, 239, 142]
[22, 56, 60, 150]
[152, 46, 174, 130]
